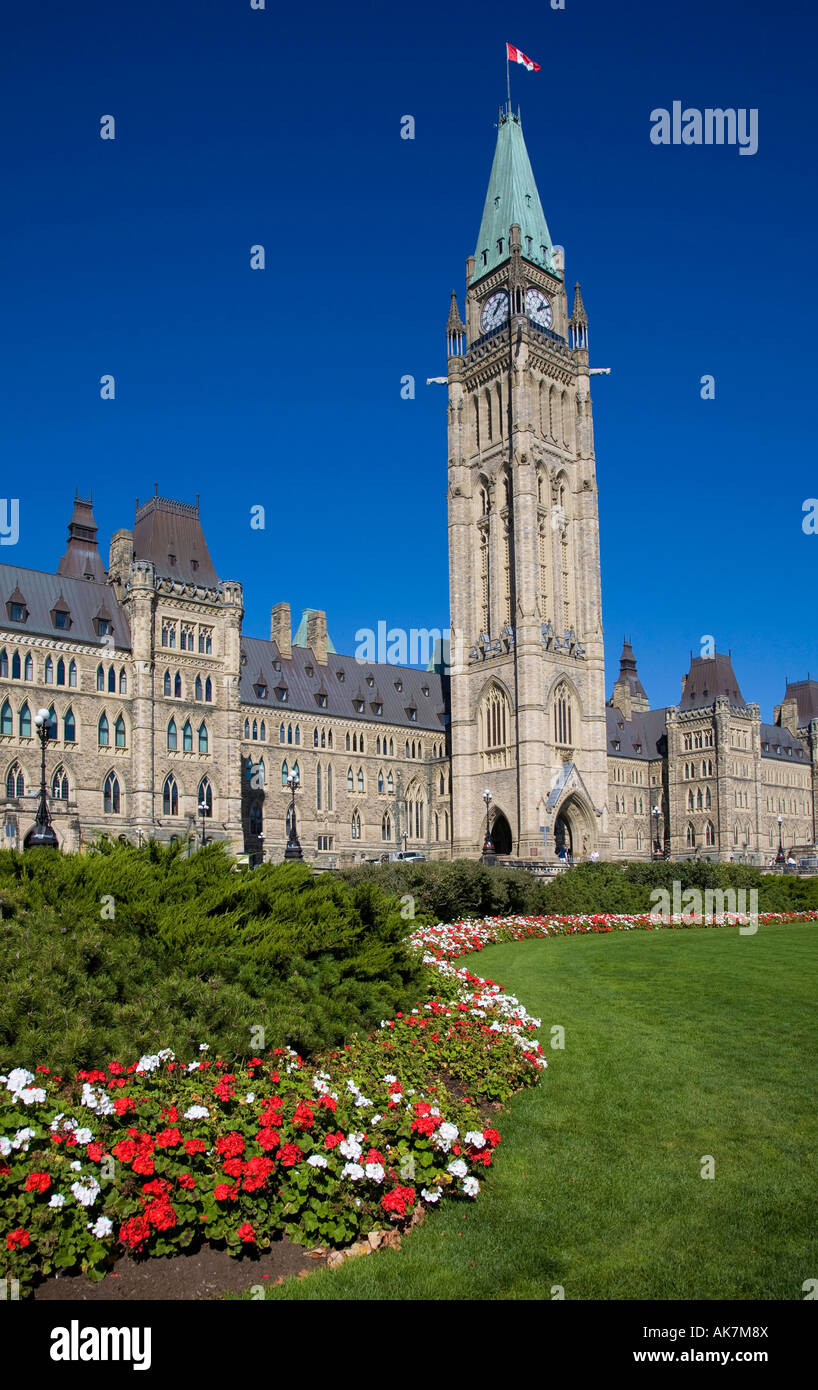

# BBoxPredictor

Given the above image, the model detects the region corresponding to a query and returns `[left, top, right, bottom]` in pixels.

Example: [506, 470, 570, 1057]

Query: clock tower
[446, 106, 609, 861]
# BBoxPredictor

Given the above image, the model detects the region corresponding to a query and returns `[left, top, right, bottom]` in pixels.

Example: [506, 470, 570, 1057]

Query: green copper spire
[471, 109, 558, 284]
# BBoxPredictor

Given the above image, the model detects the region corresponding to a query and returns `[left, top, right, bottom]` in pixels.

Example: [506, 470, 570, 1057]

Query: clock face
[525, 288, 553, 328]
[480, 290, 509, 333]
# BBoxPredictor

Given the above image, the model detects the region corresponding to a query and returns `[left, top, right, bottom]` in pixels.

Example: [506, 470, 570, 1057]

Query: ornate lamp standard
[776, 814, 785, 866]
[481, 787, 496, 864]
[652, 805, 662, 858]
[257, 831, 264, 867]
[284, 770, 303, 860]
[198, 799, 209, 849]
[24, 709, 59, 850]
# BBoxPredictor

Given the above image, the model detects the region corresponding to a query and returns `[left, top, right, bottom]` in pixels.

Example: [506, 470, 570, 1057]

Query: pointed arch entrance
[552, 791, 596, 862]
[492, 811, 512, 855]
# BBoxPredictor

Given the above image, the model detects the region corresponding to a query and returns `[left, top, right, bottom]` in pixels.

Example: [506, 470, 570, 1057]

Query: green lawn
[240, 922, 818, 1300]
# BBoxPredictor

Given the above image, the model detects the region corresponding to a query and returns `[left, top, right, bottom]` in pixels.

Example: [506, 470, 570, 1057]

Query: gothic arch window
[388, 738, 393, 757]
[115, 715, 126, 748]
[316, 763, 322, 810]
[352, 733, 358, 753]
[45, 706, 57, 739]
[281, 760, 289, 787]
[479, 531, 489, 635]
[98, 713, 110, 747]
[1, 700, 13, 736]
[52, 765, 69, 800]
[405, 786, 425, 839]
[103, 772, 120, 814]
[195, 675, 203, 701]
[474, 396, 480, 450]
[360, 735, 365, 754]
[482, 685, 510, 750]
[107, 665, 116, 693]
[387, 772, 394, 795]
[68, 659, 76, 687]
[444, 810, 449, 839]
[561, 390, 571, 448]
[549, 384, 558, 440]
[706, 821, 716, 847]
[435, 812, 440, 841]
[44, 657, 54, 684]
[347, 766, 354, 790]
[63, 707, 75, 742]
[323, 729, 328, 747]
[618, 827, 625, 851]
[346, 733, 351, 751]
[351, 810, 361, 840]
[287, 724, 293, 744]
[119, 668, 127, 694]
[440, 771, 445, 794]
[280, 723, 285, 743]
[56, 658, 65, 686]
[378, 769, 385, 794]
[295, 726, 300, 745]
[164, 670, 172, 697]
[411, 741, 416, 759]
[327, 764, 333, 810]
[256, 758, 265, 786]
[0, 650, 6, 678]
[97, 664, 105, 692]
[9, 651, 19, 680]
[405, 740, 410, 758]
[249, 801, 263, 835]
[357, 768, 364, 793]
[486, 388, 493, 442]
[205, 678, 212, 702]
[163, 774, 178, 817]
[198, 777, 212, 817]
[244, 719, 250, 739]
[174, 673, 182, 699]
[696, 788, 703, 810]
[25, 654, 33, 681]
[686, 822, 696, 848]
[292, 761, 300, 783]
[19, 702, 31, 738]
[198, 722, 208, 755]
[381, 811, 391, 842]
[636, 829, 643, 852]
[167, 718, 177, 751]
[553, 682, 574, 747]
[260, 721, 265, 741]
[314, 728, 320, 748]
[252, 719, 258, 740]
[705, 787, 711, 809]
[6, 762, 24, 797]
[688, 789, 695, 810]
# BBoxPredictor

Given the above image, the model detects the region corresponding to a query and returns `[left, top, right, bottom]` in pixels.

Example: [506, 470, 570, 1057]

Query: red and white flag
[506, 42, 541, 72]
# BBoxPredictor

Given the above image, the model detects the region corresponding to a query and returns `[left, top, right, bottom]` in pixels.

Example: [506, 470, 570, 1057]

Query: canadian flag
[506, 42, 541, 72]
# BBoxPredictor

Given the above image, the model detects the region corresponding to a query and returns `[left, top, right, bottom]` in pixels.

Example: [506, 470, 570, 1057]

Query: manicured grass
[243, 921, 817, 1300]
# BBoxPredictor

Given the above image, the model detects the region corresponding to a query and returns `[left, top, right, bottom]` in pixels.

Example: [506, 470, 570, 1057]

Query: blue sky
[1, 0, 815, 721]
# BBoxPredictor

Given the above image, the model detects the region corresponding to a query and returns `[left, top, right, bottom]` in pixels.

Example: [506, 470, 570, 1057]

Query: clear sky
[1, 0, 815, 721]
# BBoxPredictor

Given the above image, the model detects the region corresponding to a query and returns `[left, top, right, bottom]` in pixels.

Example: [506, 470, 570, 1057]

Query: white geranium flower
[70, 1160, 82, 1171]
[87, 1216, 113, 1238]
[0, 1137, 11, 1157]
[421, 1187, 441, 1204]
[158, 1049, 175, 1061]
[12, 1127, 36, 1150]
[184, 1105, 210, 1120]
[370, 1114, 382, 1126]
[447, 1159, 468, 1179]
[307, 1154, 328, 1168]
[462, 1176, 480, 1197]
[244, 1093, 255, 1104]
[465, 1131, 486, 1149]
[74, 1128, 94, 1145]
[6, 1068, 34, 1094]
[365, 1163, 385, 1183]
[339, 1137, 362, 1161]
[186, 1061, 201, 1073]
[341, 1162, 365, 1181]
[382, 1075, 397, 1085]
[71, 1178, 101, 1207]
[135, 1054, 160, 1074]
[199, 1043, 209, 1052]
[48, 1194, 66, 1208]
[17, 1087, 47, 1105]
[354, 1095, 373, 1108]
[438, 1122, 458, 1142]
[49, 1114, 65, 1132]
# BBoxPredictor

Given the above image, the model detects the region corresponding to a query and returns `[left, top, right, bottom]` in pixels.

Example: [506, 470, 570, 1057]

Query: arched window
[280, 724, 286, 743]
[44, 706, 56, 739]
[346, 732, 351, 751]
[287, 724, 293, 745]
[252, 719, 258, 740]
[706, 821, 716, 846]
[259, 721, 265, 741]
[55, 658, 65, 686]
[107, 665, 116, 693]
[44, 657, 54, 684]
[98, 713, 109, 747]
[483, 685, 511, 751]
[174, 673, 182, 699]
[435, 813, 440, 841]
[316, 763, 322, 810]
[295, 726, 300, 746]
[347, 766, 354, 791]
[52, 765, 69, 800]
[618, 827, 625, 850]
[205, 678, 212, 702]
[103, 772, 120, 815]
[389, 738, 393, 757]
[688, 789, 694, 810]
[63, 707, 75, 742]
[696, 788, 703, 810]
[9, 652, 20, 680]
[686, 823, 696, 848]
[281, 760, 289, 786]
[163, 774, 178, 816]
[195, 675, 203, 701]
[115, 715, 126, 748]
[164, 670, 171, 697]
[1, 700, 13, 736]
[256, 758, 265, 786]
[381, 811, 391, 841]
[405, 741, 410, 758]
[377, 769, 385, 794]
[24, 654, 33, 681]
[387, 772, 394, 795]
[734, 823, 740, 845]
[6, 762, 24, 797]
[357, 768, 364, 792]
[292, 761, 300, 782]
[119, 668, 127, 694]
[440, 772, 445, 794]
[444, 810, 449, 839]
[249, 801, 262, 835]
[68, 659, 77, 687]
[19, 702, 31, 738]
[313, 728, 319, 748]
[167, 718, 177, 751]
[553, 683, 573, 746]
[351, 810, 361, 839]
[321, 729, 326, 748]
[352, 733, 358, 753]
[0, 650, 6, 678]
[327, 764, 333, 809]
[244, 719, 250, 739]
[97, 664, 105, 692]
[198, 777, 212, 817]
[705, 787, 711, 809]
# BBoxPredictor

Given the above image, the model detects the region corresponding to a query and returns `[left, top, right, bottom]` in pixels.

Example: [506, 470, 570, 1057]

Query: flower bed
[1, 949, 545, 1293]
[408, 910, 818, 962]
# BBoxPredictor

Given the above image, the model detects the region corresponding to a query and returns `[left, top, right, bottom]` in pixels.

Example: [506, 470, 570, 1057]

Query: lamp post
[257, 832, 264, 867]
[198, 799, 209, 849]
[284, 770, 303, 860]
[652, 805, 661, 858]
[481, 787, 496, 863]
[24, 709, 59, 850]
[776, 814, 785, 866]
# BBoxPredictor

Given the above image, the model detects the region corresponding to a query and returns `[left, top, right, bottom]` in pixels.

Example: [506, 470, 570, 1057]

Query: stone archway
[492, 811, 512, 855]
[553, 792, 596, 862]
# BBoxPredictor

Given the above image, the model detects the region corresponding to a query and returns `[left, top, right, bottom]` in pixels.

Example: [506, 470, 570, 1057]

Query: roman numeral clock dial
[524, 287, 553, 327]
[480, 290, 509, 332]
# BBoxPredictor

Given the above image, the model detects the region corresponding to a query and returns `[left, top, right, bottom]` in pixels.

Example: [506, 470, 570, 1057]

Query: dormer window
[372, 702, 383, 716]
[54, 610, 70, 630]
[275, 686, 289, 702]
[407, 706, 417, 722]
[634, 743, 642, 753]
[394, 679, 403, 693]
[353, 699, 365, 713]
[9, 602, 25, 622]
[481, 250, 488, 267]
[254, 683, 268, 699]
[421, 684, 429, 696]
[613, 740, 620, 751]
[305, 664, 314, 678]
[316, 692, 328, 709]
[273, 660, 281, 672]
[95, 617, 112, 637]
[366, 675, 374, 687]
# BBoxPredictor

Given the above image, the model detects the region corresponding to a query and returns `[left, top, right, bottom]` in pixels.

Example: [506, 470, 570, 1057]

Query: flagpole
[506, 49, 511, 112]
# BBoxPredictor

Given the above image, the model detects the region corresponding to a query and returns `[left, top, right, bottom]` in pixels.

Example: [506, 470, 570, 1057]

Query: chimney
[270, 602, 291, 659]
[108, 529, 133, 601]
[306, 609, 328, 666]
[776, 696, 798, 735]
[611, 677, 632, 722]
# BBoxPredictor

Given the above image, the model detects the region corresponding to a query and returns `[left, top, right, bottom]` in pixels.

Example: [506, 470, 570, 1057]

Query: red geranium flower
[221, 1157, 244, 1178]
[141, 1178, 172, 1199]
[184, 1138, 207, 1156]
[214, 1183, 239, 1202]
[87, 1143, 105, 1163]
[257, 1128, 281, 1152]
[25, 1172, 51, 1194]
[292, 1101, 314, 1129]
[119, 1215, 150, 1250]
[318, 1095, 337, 1112]
[144, 1199, 177, 1231]
[155, 1128, 183, 1148]
[324, 1131, 345, 1150]
[237, 1222, 256, 1243]
[111, 1139, 137, 1163]
[132, 1155, 155, 1176]
[6, 1229, 30, 1251]
[215, 1132, 244, 1159]
[177, 1173, 196, 1190]
[276, 1143, 303, 1168]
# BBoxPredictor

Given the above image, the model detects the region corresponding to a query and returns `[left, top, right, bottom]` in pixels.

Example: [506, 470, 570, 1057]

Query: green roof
[471, 110, 559, 284]
[292, 607, 337, 654]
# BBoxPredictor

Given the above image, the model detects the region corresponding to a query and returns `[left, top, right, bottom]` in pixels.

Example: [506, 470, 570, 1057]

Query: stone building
[1, 106, 815, 863]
